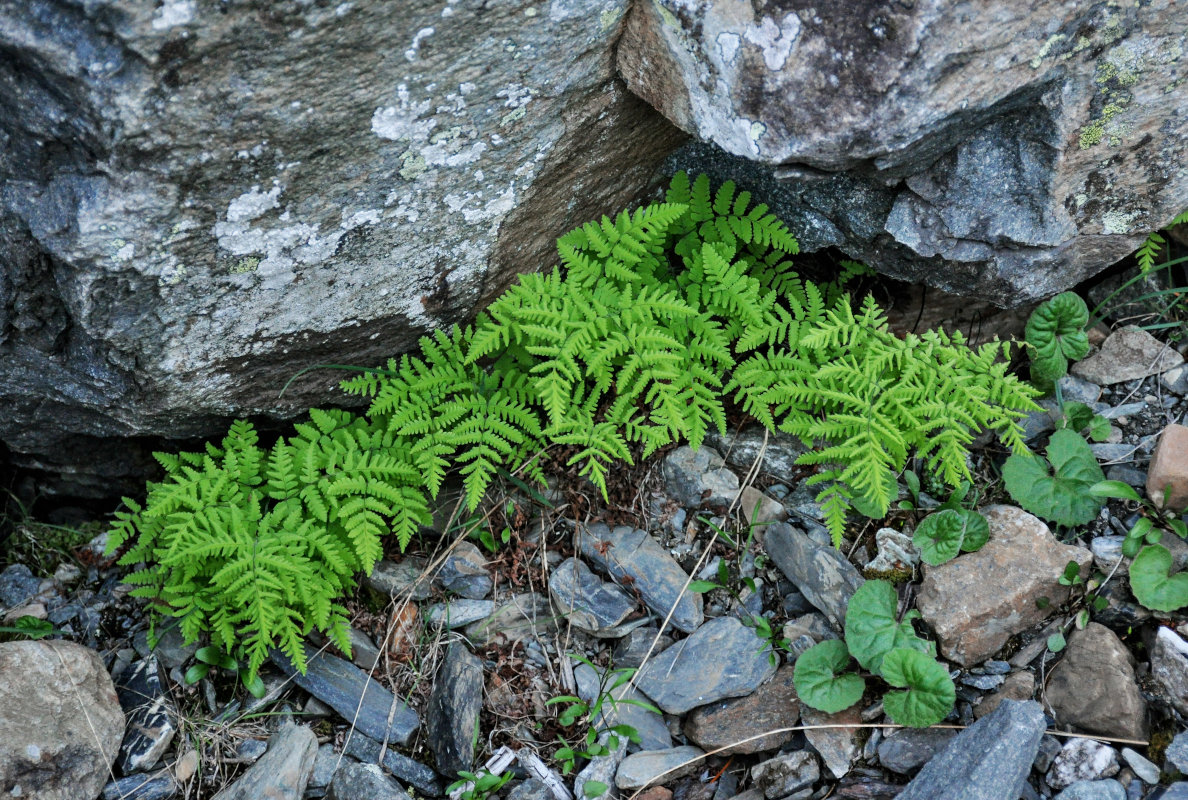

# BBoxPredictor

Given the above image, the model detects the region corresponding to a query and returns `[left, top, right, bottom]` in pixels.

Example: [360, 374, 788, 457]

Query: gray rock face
[212, 722, 319, 800]
[342, 735, 441, 797]
[877, 728, 958, 775]
[549, 557, 641, 636]
[750, 751, 819, 800]
[576, 524, 703, 633]
[0, 0, 684, 493]
[1055, 781, 1126, 800]
[763, 522, 864, 631]
[271, 645, 419, 745]
[635, 615, 777, 714]
[327, 762, 412, 800]
[1044, 622, 1147, 741]
[683, 665, 799, 756]
[1149, 626, 1188, 718]
[574, 663, 672, 753]
[425, 643, 483, 776]
[618, 0, 1188, 306]
[0, 641, 125, 800]
[896, 700, 1046, 800]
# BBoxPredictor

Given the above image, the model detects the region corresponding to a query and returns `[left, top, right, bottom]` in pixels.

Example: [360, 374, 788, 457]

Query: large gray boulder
[618, 0, 1188, 305]
[0, 0, 683, 493]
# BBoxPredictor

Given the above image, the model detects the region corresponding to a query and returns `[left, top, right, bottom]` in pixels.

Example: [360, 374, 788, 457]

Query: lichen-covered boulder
[0, 0, 683, 493]
[619, 0, 1188, 305]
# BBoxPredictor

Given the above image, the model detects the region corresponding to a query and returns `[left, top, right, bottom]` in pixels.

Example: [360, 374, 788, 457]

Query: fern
[1135, 208, 1188, 274]
[111, 172, 1042, 676]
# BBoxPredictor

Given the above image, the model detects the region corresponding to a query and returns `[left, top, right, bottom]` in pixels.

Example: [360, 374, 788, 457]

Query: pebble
[327, 762, 412, 800]
[1120, 748, 1160, 784]
[549, 557, 642, 636]
[0, 564, 42, 607]
[1090, 443, 1136, 463]
[437, 542, 493, 600]
[615, 746, 704, 790]
[1149, 626, 1188, 717]
[365, 557, 432, 601]
[465, 592, 558, 644]
[750, 750, 819, 799]
[115, 656, 176, 773]
[1044, 623, 1147, 741]
[342, 734, 441, 796]
[1071, 326, 1185, 385]
[662, 446, 730, 507]
[423, 599, 495, 629]
[1047, 739, 1121, 791]
[575, 730, 627, 800]
[801, 705, 863, 780]
[974, 670, 1035, 720]
[877, 728, 958, 774]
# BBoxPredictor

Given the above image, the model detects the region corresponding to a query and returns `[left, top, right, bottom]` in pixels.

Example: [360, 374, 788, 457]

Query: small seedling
[1090, 480, 1188, 612]
[0, 616, 59, 640]
[447, 770, 512, 800]
[184, 646, 267, 699]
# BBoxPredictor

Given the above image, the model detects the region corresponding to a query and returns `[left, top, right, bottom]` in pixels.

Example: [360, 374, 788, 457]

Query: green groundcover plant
[108, 173, 1040, 680]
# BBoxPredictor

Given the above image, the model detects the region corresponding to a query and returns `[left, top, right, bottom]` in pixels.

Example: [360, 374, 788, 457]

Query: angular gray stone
[1055, 781, 1126, 800]
[0, 564, 41, 608]
[703, 426, 807, 485]
[896, 700, 1046, 800]
[212, 722, 318, 800]
[619, 1, 1188, 307]
[684, 665, 799, 756]
[576, 524, 703, 634]
[549, 557, 641, 637]
[763, 522, 864, 631]
[877, 728, 958, 775]
[750, 751, 818, 800]
[509, 779, 554, 800]
[615, 747, 704, 790]
[635, 616, 777, 714]
[1120, 748, 1159, 785]
[115, 655, 176, 773]
[342, 735, 442, 797]
[0, 0, 684, 494]
[1047, 739, 1120, 792]
[327, 762, 412, 800]
[426, 643, 484, 776]
[271, 645, 419, 745]
[612, 627, 673, 669]
[1149, 626, 1188, 718]
[424, 599, 495, 630]
[575, 731, 628, 800]
[1072, 327, 1185, 386]
[365, 558, 432, 602]
[662, 446, 728, 507]
[308, 744, 350, 795]
[915, 505, 1092, 666]
[101, 771, 178, 800]
[574, 664, 672, 753]
[464, 591, 558, 645]
[1044, 622, 1147, 741]
[800, 705, 862, 780]
[134, 624, 199, 671]
[1166, 732, 1188, 773]
[0, 641, 125, 800]
[438, 543, 492, 600]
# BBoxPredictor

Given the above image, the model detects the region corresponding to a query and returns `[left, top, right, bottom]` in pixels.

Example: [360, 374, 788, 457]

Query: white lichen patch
[225, 185, 281, 223]
[404, 27, 435, 62]
[152, 0, 195, 30]
[112, 241, 135, 262]
[716, 32, 741, 66]
[1101, 208, 1141, 234]
[371, 84, 437, 143]
[744, 13, 801, 71]
[443, 184, 517, 226]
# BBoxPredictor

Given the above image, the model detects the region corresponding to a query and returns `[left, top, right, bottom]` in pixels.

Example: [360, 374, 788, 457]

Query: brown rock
[1147, 424, 1188, 512]
[1071, 327, 1186, 385]
[0, 641, 125, 800]
[1043, 623, 1147, 741]
[386, 601, 421, 665]
[684, 666, 800, 755]
[636, 788, 673, 800]
[974, 671, 1036, 720]
[915, 505, 1092, 667]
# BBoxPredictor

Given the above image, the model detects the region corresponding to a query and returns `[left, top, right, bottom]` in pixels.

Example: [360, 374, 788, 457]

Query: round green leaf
[792, 640, 865, 714]
[1130, 544, 1188, 612]
[913, 511, 964, 565]
[879, 648, 956, 728]
[1047, 632, 1067, 652]
[844, 580, 932, 673]
[956, 510, 990, 552]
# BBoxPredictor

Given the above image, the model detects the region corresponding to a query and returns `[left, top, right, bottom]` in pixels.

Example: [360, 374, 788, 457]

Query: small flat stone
[1047, 739, 1120, 791]
[576, 524, 703, 633]
[212, 722, 319, 800]
[1090, 443, 1136, 463]
[574, 664, 672, 752]
[896, 700, 1046, 800]
[959, 673, 1003, 691]
[763, 522, 864, 631]
[236, 739, 268, 764]
[115, 656, 176, 773]
[1148, 424, 1188, 512]
[1165, 731, 1188, 772]
[916, 506, 1092, 666]
[1054, 781, 1126, 800]
[134, 625, 199, 671]
[613, 627, 673, 669]
[365, 558, 432, 601]
[1045, 623, 1147, 741]
[662, 446, 727, 506]
[703, 427, 807, 485]
[973, 670, 1035, 720]
[1071, 326, 1184, 385]
[684, 665, 799, 755]
[1161, 365, 1188, 396]
[801, 705, 863, 780]
[343, 734, 441, 796]
[635, 616, 777, 714]
[438, 542, 492, 600]
[327, 762, 412, 800]
[101, 771, 178, 800]
[575, 731, 627, 800]
[271, 645, 419, 745]
[864, 528, 919, 575]
[0, 564, 41, 607]
[346, 627, 382, 671]
[615, 747, 704, 790]
[426, 643, 484, 775]
[1091, 536, 1130, 576]
[464, 591, 558, 645]
[750, 751, 819, 799]
[877, 729, 958, 774]
[1059, 375, 1103, 404]
[424, 599, 495, 629]
[309, 744, 349, 794]
[739, 486, 788, 536]
[1120, 748, 1160, 784]
[549, 557, 641, 636]
[509, 779, 555, 800]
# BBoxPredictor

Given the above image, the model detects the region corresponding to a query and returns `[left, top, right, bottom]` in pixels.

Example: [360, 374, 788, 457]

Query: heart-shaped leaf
[845, 580, 933, 673]
[1130, 544, 1188, 612]
[1025, 292, 1090, 383]
[879, 648, 956, 728]
[912, 509, 990, 565]
[792, 640, 865, 713]
[957, 510, 990, 552]
[1002, 429, 1105, 527]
